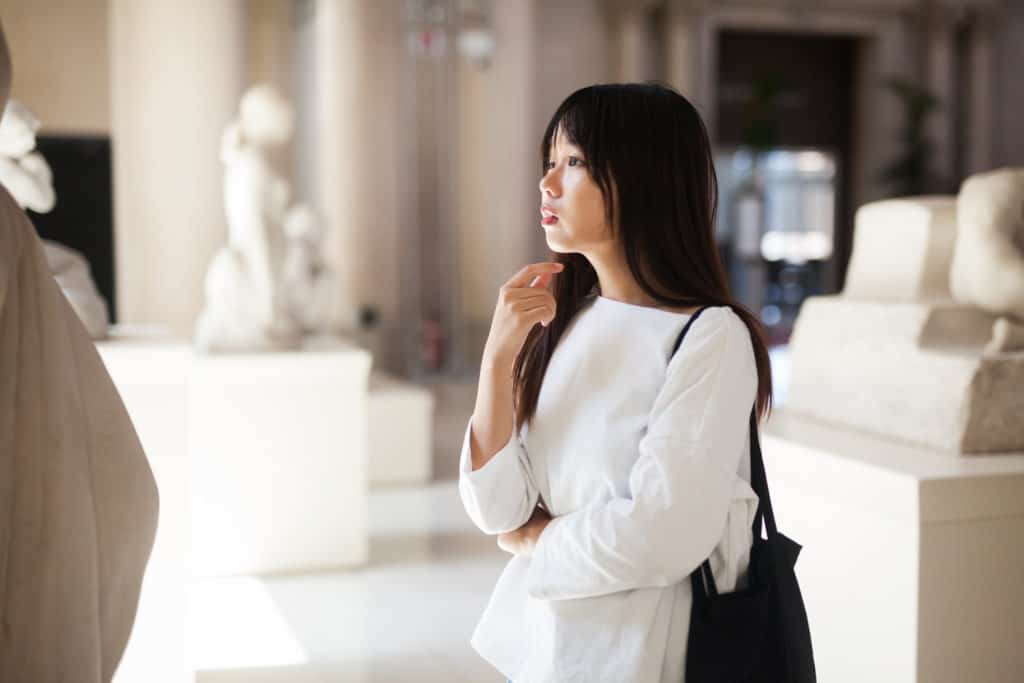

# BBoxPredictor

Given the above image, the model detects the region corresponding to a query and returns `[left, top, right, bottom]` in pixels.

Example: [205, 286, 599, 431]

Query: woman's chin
[544, 235, 571, 253]
[542, 225, 569, 251]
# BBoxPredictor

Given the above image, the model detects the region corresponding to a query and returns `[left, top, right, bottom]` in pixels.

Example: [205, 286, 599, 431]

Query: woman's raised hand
[482, 262, 564, 369]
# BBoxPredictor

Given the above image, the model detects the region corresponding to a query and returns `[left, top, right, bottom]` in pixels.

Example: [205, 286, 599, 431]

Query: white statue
[195, 83, 358, 351]
[949, 168, 1024, 321]
[0, 100, 110, 339]
[195, 84, 302, 351]
[280, 204, 358, 335]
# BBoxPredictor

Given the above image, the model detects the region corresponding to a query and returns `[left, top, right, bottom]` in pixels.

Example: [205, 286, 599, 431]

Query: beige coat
[0, 22, 159, 682]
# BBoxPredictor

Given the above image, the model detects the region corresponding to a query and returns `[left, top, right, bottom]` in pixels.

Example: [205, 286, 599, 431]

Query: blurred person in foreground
[0, 19, 158, 683]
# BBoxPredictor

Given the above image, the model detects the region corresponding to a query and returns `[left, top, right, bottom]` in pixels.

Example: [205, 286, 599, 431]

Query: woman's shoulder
[680, 304, 746, 332]
[672, 305, 754, 364]
[655, 303, 704, 315]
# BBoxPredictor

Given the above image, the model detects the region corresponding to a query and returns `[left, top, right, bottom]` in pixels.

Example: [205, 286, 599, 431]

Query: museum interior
[1, 1, 1022, 681]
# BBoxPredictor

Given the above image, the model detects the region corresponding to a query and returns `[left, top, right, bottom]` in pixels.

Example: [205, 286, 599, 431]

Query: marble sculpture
[0, 99, 110, 338]
[786, 169, 1024, 454]
[195, 83, 356, 351]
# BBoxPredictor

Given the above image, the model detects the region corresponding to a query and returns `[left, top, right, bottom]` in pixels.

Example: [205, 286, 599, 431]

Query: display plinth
[368, 371, 434, 485]
[98, 335, 193, 683]
[762, 410, 1024, 683]
[188, 346, 373, 576]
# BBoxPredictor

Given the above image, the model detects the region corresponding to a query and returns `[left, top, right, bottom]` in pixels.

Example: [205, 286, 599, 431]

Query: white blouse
[458, 294, 761, 683]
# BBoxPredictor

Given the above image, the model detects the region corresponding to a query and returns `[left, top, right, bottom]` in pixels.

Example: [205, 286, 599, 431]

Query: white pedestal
[189, 346, 373, 576]
[368, 371, 434, 485]
[762, 410, 1024, 683]
[97, 332, 374, 678]
[98, 335, 193, 683]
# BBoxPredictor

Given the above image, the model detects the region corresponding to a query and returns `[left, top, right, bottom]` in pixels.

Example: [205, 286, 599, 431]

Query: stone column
[246, 0, 292, 89]
[110, 2, 245, 337]
[861, 12, 916, 202]
[312, 0, 404, 371]
[666, 0, 702, 101]
[455, 0, 549, 368]
[311, 0, 362, 320]
[247, 0, 294, 174]
[605, 0, 660, 83]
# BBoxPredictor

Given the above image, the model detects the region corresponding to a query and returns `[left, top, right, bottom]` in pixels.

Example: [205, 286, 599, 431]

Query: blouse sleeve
[525, 307, 758, 601]
[458, 417, 542, 535]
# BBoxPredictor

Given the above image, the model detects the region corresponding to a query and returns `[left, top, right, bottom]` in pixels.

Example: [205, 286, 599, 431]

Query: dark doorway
[27, 135, 115, 322]
[714, 30, 858, 344]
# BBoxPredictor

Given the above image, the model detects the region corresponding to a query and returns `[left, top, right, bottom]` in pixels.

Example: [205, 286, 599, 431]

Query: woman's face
[538, 126, 613, 254]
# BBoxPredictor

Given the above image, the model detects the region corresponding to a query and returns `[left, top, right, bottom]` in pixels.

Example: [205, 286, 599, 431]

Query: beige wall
[1, 0, 109, 134]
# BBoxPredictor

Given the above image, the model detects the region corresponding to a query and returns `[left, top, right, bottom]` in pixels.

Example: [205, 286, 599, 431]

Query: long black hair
[513, 82, 774, 429]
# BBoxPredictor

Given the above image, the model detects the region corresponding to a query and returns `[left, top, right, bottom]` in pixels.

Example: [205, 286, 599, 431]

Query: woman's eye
[544, 157, 585, 172]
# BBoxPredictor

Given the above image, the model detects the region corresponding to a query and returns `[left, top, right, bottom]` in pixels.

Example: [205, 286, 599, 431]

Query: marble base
[188, 346, 373, 576]
[97, 332, 375, 676]
[97, 335, 194, 683]
[787, 296, 1024, 454]
[762, 410, 1024, 683]
[99, 330, 374, 580]
[368, 371, 434, 485]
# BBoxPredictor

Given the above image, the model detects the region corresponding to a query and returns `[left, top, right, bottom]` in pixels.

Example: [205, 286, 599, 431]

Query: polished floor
[190, 478, 507, 682]
[190, 378, 505, 682]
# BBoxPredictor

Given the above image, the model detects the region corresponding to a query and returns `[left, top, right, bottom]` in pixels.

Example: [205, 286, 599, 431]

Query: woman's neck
[586, 245, 659, 307]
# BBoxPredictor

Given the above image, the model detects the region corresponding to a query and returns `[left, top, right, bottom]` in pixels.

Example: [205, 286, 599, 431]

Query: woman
[458, 83, 773, 682]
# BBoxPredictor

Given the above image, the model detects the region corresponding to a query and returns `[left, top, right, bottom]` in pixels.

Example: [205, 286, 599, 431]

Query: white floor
[190, 479, 507, 682]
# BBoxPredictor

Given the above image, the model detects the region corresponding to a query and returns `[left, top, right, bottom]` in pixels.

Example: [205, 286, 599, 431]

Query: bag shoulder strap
[667, 305, 778, 544]
[669, 306, 711, 358]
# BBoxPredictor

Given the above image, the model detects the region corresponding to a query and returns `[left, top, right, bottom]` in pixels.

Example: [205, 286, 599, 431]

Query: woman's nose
[539, 170, 559, 197]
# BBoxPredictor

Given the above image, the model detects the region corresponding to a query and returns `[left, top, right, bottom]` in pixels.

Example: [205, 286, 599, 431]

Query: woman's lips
[541, 215, 559, 225]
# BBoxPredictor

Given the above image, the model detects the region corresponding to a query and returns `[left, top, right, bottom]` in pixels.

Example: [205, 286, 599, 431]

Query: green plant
[740, 71, 790, 152]
[879, 77, 940, 197]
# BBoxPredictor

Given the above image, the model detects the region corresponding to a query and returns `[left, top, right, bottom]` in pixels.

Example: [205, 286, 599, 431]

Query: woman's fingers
[521, 303, 555, 327]
[529, 271, 555, 289]
[505, 289, 553, 304]
[505, 262, 564, 289]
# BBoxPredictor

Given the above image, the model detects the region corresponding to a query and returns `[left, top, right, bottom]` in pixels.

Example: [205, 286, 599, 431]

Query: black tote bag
[669, 306, 816, 683]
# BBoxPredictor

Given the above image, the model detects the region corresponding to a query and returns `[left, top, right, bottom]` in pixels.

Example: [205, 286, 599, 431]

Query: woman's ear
[603, 175, 621, 237]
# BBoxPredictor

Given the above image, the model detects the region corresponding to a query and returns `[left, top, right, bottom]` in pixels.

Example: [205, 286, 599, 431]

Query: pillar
[110, 1, 246, 338]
